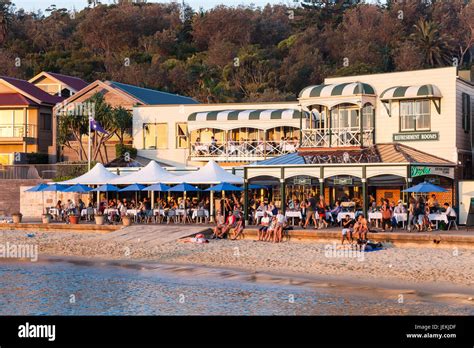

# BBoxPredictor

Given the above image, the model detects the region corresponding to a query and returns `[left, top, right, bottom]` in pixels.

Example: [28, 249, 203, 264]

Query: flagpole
[88, 113, 91, 171]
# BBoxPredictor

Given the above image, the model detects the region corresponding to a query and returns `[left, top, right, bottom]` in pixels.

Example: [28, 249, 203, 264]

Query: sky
[11, 0, 297, 12]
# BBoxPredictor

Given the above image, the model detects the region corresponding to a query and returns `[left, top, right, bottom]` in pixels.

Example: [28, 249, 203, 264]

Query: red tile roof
[0, 93, 38, 106]
[46, 72, 89, 91]
[0, 76, 63, 105]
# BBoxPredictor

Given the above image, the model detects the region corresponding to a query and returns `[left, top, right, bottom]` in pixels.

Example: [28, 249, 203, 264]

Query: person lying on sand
[180, 233, 209, 244]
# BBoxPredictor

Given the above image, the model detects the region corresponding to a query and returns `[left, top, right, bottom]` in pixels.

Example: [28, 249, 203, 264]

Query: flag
[89, 117, 108, 134]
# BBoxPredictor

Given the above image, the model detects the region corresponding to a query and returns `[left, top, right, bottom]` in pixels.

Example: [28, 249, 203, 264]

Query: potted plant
[94, 211, 105, 225]
[41, 213, 52, 224]
[122, 214, 132, 226]
[68, 211, 80, 224]
[12, 212, 22, 224]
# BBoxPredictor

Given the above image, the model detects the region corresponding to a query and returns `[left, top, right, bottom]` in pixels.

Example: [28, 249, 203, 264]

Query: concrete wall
[0, 179, 46, 216]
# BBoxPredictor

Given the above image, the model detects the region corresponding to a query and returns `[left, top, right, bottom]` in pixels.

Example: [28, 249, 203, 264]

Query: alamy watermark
[324, 242, 365, 262]
[0, 242, 38, 262]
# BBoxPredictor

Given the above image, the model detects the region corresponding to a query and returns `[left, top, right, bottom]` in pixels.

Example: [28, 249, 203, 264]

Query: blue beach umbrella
[64, 184, 93, 193]
[25, 183, 49, 192]
[205, 182, 243, 192]
[168, 183, 201, 192]
[41, 183, 69, 192]
[93, 184, 120, 192]
[402, 181, 448, 193]
[120, 183, 147, 205]
[142, 183, 171, 192]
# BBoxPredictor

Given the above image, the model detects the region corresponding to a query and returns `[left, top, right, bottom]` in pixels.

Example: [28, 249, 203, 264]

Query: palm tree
[410, 19, 453, 68]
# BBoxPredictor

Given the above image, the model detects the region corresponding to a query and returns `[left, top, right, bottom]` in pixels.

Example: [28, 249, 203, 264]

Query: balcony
[301, 128, 374, 148]
[190, 140, 299, 162]
[0, 124, 37, 142]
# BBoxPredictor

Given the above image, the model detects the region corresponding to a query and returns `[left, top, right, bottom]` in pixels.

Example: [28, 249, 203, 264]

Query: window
[143, 123, 168, 149]
[39, 113, 51, 131]
[400, 99, 430, 132]
[331, 106, 360, 130]
[176, 123, 188, 148]
[362, 105, 374, 129]
[462, 92, 471, 133]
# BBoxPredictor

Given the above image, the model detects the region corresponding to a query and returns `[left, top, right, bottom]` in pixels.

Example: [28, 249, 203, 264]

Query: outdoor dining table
[428, 213, 448, 230]
[394, 213, 408, 228]
[255, 210, 273, 224]
[48, 208, 60, 218]
[104, 208, 119, 215]
[368, 211, 382, 228]
[285, 210, 302, 225]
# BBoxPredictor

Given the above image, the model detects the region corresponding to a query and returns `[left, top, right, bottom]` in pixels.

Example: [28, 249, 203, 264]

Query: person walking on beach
[303, 194, 318, 229]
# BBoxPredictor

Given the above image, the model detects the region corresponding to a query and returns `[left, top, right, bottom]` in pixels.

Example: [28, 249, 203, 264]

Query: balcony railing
[301, 128, 374, 148]
[0, 124, 37, 138]
[190, 140, 299, 160]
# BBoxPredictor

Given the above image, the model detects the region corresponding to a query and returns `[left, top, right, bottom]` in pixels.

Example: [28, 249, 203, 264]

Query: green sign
[411, 166, 454, 179]
[393, 132, 439, 142]
[334, 178, 353, 185]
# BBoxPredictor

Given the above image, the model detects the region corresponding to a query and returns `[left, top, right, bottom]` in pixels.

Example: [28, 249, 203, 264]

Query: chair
[447, 218, 458, 231]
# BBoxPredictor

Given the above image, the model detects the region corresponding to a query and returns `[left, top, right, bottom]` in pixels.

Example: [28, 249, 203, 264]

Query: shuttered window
[462, 93, 471, 133]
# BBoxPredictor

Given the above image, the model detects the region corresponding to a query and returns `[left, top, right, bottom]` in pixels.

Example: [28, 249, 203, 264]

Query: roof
[253, 143, 454, 166]
[110, 160, 177, 185]
[43, 72, 89, 91]
[0, 93, 38, 106]
[175, 160, 244, 184]
[188, 109, 308, 122]
[0, 76, 63, 105]
[299, 82, 375, 99]
[59, 163, 118, 185]
[107, 81, 198, 105]
[380, 84, 442, 100]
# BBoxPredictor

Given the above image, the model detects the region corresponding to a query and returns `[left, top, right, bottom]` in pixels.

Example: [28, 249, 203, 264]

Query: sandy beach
[1, 229, 474, 291]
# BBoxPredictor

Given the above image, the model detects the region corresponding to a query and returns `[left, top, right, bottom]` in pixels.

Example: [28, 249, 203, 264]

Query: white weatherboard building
[133, 67, 474, 215]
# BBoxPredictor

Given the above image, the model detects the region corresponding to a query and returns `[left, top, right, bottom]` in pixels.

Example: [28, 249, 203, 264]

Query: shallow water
[0, 259, 472, 315]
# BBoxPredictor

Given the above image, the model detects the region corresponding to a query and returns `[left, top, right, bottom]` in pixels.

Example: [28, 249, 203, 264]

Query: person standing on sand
[303, 194, 318, 229]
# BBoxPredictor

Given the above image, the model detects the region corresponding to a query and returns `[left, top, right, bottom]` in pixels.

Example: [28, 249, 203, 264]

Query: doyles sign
[411, 166, 454, 179]
[393, 132, 439, 142]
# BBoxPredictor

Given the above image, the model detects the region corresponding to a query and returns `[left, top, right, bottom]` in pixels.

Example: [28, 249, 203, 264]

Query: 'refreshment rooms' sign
[393, 132, 439, 141]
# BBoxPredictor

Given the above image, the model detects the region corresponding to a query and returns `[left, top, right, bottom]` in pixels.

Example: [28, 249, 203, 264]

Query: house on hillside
[29, 71, 89, 98]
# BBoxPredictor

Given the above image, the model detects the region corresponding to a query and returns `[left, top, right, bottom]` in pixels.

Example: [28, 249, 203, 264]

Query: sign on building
[393, 132, 439, 142]
[411, 166, 454, 179]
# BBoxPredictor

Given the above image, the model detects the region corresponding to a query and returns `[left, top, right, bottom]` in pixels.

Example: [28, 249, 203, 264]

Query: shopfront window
[400, 99, 430, 132]
[143, 123, 168, 149]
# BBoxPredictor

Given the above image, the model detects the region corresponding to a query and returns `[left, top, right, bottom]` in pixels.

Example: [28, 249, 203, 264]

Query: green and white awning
[380, 84, 442, 100]
[188, 109, 307, 122]
[299, 82, 375, 99]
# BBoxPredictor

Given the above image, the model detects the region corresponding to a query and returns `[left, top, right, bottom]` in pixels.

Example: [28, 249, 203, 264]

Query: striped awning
[188, 109, 308, 122]
[299, 82, 375, 99]
[380, 84, 442, 100]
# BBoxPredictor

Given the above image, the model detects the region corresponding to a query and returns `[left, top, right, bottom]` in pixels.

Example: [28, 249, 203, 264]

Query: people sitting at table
[258, 212, 270, 241]
[428, 194, 439, 213]
[381, 199, 393, 232]
[444, 202, 457, 226]
[353, 214, 368, 241]
[341, 214, 354, 245]
[392, 200, 406, 228]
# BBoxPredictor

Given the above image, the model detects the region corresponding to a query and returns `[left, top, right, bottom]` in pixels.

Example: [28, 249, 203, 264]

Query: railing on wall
[189, 140, 299, 160]
[301, 128, 374, 148]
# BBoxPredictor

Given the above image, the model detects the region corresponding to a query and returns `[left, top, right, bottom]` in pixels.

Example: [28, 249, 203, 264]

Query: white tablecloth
[368, 212, 382, 221]
[153, 209, 166, 216]
[126, 209, 139, 216]
[48, 208, 60, 216]
[255, 211, 273, 218]
[428, 213, 448, 224]
[194, 145, 208, 152]
[394, 213, 408, 223]
[81, 208, 97, 217]
[104, 208, 118, 215]
[192, 209, 209, 219]
[337, 212, 355, 222]
[285, 211, 302, 219]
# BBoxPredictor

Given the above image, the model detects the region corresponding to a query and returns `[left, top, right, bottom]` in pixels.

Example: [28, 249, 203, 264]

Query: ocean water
[0, 259, 471, 315]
